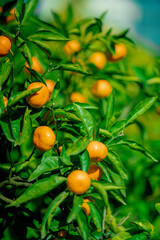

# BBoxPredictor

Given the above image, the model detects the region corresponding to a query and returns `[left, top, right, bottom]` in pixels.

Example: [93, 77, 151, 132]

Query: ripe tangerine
[26, 82, 49, 108]
[87, 141, 108, 163]
[67, 170, 91, 195]
[33, 126, 55, 152]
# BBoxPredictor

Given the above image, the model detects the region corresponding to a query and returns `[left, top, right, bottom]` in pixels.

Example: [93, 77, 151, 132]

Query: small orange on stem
[88, 52, 107, 69]
[82, 197, 92, 216]
[67, 170, 91, 195]
[91, 79, 112, 98]
[70, 92, 86, 103]
[24, 56, 43, 74]
[64, 40, 81, 56]
[0, 36, 12, 57]
[107, 43, 127, 62]
[26, 82, 49, 108]
[33, 126, 55, 152]
[6, 8, 16, 23]
[88, 164, 103, 181]
[87, 141, 108, 163]
[45, 79, 56, 98]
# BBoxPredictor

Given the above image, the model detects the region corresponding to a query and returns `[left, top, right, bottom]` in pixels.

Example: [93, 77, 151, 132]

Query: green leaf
[66, 4, 73, 26]
[51, 79, 60, 100]
[0, 92, 5, 115]
[126, 97, 157, 125]
[9, 175, 66, 206]
[85, 18, 102, 36]
[19, 107, 32, 144]
[41, 191, 69, 239]
[64, 103, 98, 112]
[74, 103, 96, 138]
[88, 202, 102, 232]
[28, 155, 72, 182]
[0, 26, 15, 39]
[147, 77, 160, 85]
[24, 68, 46, 84]
[51, 64, 91, 76]
[31, 39, 52, 56]
[0, 115, 15, 142]
[130, 232, 148, 240]
[99, 128, 113, 138]
[108, 168, 126, 197]
[100, 182, 126, 191]
[16, 0, 24, 23]
[155, 203, 160, 214]
[22, 0, 38, 24]
[133, 220, 155, 234]
[10, 114, 22, 143]
[110, 190, 126, 205]
[110, 120, 126, 134]
[110, 140, 158, 162]
[19, 43, 32, 68]
[113, 28, 130, 38]
[107, 152, 128, 180]
[28, 30, 68, 41]
[80, 150, 90, 172]
[105, 91, 115, 130]
[66, 136, 90, 157]
[8, 87, 41, 106]
[91, 181, 109, 208]
[76, 209, 89, 240]
[67, 195, 83, 223]
[0, 58, 13, 88]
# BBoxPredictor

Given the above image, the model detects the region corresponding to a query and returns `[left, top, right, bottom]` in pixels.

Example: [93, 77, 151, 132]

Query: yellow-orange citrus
[26, 82, 49, 108]
[82, 197, 92, 216]
[3, 96, 8, 112]
[0, 7, 3, 13]
[64, 40, 81, 56]
[88, 52, 107, 69]
[91, 79, 112, 98]
[58, 146, 63, 153]
[45, 79, 56, 97]
[0, 36, 12, 57]
[107, 43, 127, 62]
[33, 126, 55, 152]
[70, 92, 86, 103]
[87, 141, 108, 163]
[67, 170, 91, 195]
[6, 8, 16, 23]
[57, 229, 68, 238]
[25, 56, 43, 74]
[88, 164, 103, 181]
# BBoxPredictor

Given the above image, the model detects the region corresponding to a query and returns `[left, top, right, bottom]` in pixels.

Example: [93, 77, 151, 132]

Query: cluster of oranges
[64, 40, 127, 104]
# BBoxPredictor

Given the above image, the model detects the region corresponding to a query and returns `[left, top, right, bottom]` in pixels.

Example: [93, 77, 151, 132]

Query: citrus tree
[0, 1, 159, 240]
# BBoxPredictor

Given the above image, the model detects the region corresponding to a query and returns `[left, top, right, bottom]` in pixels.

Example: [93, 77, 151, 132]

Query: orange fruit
[91, 79, 112, 98]
[58, 146, 63, 153]
[82, 197, 92, 216]
[45, 79, 56, 97]
[3, 96, 8, 112]
[26, 82, 49, 108]
[88, 52, 107, 69]
[88, 164, 103, 181]
[70, 92, 86, 103]
[0, 7, 3, 13]
[64, 40, 81, 56]
[33, 126, 55, 152]
[0, 36, 12, 57]
[25, 56, 43, 74]
[6, 8, 16, 23]
[107, 43, 127, 62]
[87, 141, 108, 163]
[57, 229, 68, 238]
[67, 170, 91, 195]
